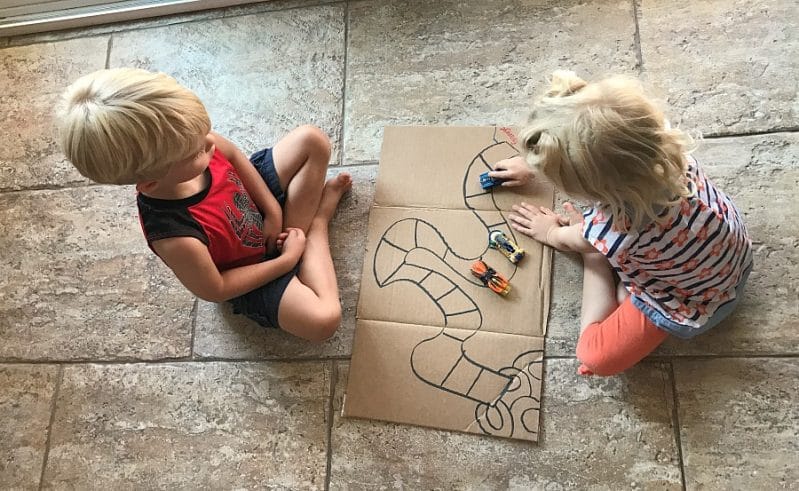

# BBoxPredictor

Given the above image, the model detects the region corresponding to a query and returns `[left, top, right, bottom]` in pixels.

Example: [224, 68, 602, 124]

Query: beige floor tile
[108, 4, 346, 165]
[0, 36, 107, 191]
[674, 358, 798, 489]
[639, 0, 798, 135]
[658, 133, 799, 355]
[193, 165, 376, 359]
[0, 365, 58, 489]
[0, 187, 193, 361]
[331, 359, 681, 489]
[544, 249, 583, 357]
[43, 361, 331, 489]
[344, 0, 639, 164]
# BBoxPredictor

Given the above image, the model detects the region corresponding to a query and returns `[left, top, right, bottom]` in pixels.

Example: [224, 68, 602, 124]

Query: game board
[343, 126, 554, 442]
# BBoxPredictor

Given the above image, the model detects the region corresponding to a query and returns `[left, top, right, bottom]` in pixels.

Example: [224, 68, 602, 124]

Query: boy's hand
[262, 213, 283, 255]
[280, 227, 306, 264]
[488, 156, 534, 187]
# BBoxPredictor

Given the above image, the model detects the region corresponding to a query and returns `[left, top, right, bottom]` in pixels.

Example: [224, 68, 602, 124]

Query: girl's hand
[510, 201, 590, 252]
[280, 228, 306, 264]
[488, 156, 534, 187]
[509, 202, 570, 248]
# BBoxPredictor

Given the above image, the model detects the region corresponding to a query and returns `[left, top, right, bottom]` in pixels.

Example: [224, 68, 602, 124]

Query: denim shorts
[229, 148, 299, 329]
[632, 262, 753, 339]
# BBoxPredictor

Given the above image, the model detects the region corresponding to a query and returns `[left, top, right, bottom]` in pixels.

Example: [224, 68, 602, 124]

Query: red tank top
[137, 149, 266, 271]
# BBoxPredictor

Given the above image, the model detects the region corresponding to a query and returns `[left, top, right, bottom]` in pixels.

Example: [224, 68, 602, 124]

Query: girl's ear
[525, 131, 542, 152]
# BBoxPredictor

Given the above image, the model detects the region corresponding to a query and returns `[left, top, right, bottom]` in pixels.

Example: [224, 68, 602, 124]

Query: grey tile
[674, 358, 799, 489]
[639, 0, 798, 135]
[544, 251, 583, 356]
[108, 4, 346, 165]
[344, 0, 639, 164]
[194, 165, 377, 358]
[0, 36, 107, 191]
[331, 359, 681, 489]
[43, 361, 331, 489]
[658, 133, 799, 355]
[0, 365, 58, 489]
[0, 187, 193, 361]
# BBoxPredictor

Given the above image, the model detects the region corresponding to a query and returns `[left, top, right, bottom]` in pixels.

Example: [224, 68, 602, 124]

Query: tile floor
[0, 0, 796, 489]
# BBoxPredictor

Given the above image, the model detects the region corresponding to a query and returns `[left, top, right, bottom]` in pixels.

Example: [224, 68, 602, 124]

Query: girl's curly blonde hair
[519, 70, 694, 232]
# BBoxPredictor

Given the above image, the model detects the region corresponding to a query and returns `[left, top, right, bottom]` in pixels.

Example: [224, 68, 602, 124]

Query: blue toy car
[479, 172, 504, 190]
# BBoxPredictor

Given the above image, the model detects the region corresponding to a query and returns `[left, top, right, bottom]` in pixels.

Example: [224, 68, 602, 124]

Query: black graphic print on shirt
[224, 171, 264, 248]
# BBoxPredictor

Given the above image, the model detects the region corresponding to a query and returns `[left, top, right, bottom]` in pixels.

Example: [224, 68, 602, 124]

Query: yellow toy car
[489, 230, 525, 264]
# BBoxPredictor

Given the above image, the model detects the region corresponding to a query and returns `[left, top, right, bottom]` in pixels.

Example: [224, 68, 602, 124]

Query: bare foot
[315, 173, 352, 222]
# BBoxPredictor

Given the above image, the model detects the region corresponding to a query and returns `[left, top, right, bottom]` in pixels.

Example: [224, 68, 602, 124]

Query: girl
[491, 71, 753, 376]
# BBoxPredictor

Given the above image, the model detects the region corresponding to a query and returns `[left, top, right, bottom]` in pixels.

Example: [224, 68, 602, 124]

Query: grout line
[189, 298, 199, 360]
[38, 365, 64, 491]
[324, 360, 338, 491]
[339, 160, 378, 168]
[668, 361, 688, 491]
[104, 34, 113, 69]
[0, 355, 353, 365]
[632, 0, 644, 75]
[703, 126, 799, 138]
[337, 1, 349, 167]
[0, 181, 96, 195]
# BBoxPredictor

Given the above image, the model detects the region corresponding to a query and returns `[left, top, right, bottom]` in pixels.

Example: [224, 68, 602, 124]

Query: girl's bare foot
[315, 173, 352, 222]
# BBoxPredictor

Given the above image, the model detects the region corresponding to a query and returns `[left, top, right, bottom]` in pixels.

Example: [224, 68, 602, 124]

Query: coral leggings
[576, 296, 669, 376]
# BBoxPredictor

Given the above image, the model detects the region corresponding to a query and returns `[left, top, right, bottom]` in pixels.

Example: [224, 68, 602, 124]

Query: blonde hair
[56, 68, 211, 185]
[519, 70, 694, 232]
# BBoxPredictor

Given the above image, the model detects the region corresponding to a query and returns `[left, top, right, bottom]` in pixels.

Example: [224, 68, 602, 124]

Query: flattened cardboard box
[343, 126, 554, 442]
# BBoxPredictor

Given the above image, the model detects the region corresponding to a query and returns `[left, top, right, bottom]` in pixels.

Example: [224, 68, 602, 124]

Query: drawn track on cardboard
[372, 129, 543, 439]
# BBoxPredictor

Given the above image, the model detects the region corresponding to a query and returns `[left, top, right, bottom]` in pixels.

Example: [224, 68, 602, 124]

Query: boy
[57, 67, 351, 342]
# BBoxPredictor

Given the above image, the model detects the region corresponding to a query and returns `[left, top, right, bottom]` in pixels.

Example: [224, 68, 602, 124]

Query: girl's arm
[211, 131, 283, 252]
[151, 230, 304, 302]
[545, 224, 596, 253]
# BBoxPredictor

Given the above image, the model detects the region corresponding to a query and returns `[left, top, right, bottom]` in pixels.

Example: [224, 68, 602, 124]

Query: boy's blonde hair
[57, 68, 211, 185]
[519, 70, 694, 232]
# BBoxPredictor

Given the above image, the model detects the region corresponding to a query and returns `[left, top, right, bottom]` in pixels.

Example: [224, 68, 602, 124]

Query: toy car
[479, 171, 504, 190]
[489, 230, 525, 264]
[471, 260, 511, 296]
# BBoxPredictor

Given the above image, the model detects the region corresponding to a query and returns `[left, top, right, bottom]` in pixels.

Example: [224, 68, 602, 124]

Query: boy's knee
[297, 124, 331, 160]
[306, 305, 341, 343]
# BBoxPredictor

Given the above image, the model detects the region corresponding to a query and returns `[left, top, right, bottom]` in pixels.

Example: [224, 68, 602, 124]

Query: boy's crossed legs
[271, 125, 352, 342]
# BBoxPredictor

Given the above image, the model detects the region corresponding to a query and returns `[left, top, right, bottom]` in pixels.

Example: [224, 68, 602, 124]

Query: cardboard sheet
[343, 126, 554, 442]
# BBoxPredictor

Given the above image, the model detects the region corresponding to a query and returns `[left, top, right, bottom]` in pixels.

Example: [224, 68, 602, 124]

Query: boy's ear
[135, 180, 158, 193]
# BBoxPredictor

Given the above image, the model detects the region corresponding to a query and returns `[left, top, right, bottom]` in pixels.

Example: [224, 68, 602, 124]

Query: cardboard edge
[341, 319, 543, 443]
